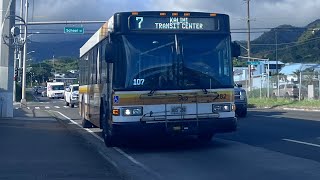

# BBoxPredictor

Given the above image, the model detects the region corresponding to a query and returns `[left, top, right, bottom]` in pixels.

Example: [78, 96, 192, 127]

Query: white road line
[283, 138, 320, 148]
[54, 106, 60, 109]
[51, 111, 161, 179]
[27, 107, 30, 110]
[35, 107, 40, 110]
[15, 107, 19, 110]
[63, 106, 69, 108]
[45, 106, 50, 109]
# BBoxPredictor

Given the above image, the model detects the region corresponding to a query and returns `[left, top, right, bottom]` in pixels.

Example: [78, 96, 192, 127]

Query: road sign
[64, 27, 84, 34]
[247, 61, 260, 65]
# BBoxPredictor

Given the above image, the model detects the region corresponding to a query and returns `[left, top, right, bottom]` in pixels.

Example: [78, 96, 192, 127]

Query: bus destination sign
[129, 16, 218, 31]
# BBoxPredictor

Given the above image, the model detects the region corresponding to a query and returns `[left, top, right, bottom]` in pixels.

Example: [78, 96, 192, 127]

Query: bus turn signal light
[112, 109, 120, 116]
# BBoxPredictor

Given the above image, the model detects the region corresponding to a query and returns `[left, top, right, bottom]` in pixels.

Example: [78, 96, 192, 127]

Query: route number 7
[136, 17, 144, 29]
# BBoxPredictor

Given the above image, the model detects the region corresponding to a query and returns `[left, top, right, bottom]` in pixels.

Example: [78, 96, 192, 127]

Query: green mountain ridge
[246, 19, 320, 63]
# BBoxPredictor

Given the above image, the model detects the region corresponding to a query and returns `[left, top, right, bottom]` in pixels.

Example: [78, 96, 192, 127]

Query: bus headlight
[212, 104, 231, 112]
[121, 107, 143, 116]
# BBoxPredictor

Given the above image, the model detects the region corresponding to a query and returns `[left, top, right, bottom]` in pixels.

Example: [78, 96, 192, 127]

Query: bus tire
[103, 127, 117, 147]
[100, 102, 117, 147]
[237, 108, 247, 117]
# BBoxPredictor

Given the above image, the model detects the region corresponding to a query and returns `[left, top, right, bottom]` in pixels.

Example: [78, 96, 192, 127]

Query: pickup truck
[272, 83, 307, 99]
[64, 84, 79, 108]
[234, 84, 247, 117]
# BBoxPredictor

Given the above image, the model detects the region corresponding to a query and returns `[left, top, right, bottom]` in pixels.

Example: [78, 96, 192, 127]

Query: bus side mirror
[231, 41, 241, 58]
[105, 44, 115, 63]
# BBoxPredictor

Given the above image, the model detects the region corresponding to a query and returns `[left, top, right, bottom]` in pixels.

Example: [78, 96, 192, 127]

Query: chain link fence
[247, 71, 320, 100]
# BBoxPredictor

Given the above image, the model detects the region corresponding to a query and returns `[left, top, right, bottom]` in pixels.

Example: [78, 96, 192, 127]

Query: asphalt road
[14, 94, 320, 180]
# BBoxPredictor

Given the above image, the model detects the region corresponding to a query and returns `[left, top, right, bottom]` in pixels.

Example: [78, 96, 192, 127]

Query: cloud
[20, 0, 320, 41]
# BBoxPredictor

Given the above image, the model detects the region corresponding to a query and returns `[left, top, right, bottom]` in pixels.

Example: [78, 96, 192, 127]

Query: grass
[26, 91, 34, 101]
[248, 98, 320, 109]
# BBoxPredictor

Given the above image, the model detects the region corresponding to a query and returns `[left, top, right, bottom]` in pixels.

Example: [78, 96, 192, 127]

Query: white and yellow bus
[79, 11, 240, 147]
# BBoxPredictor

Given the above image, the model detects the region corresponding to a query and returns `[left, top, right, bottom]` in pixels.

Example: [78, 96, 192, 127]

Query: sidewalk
[0, 106, 123, 180]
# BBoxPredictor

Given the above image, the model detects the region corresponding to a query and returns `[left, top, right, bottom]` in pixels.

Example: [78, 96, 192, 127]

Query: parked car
[64, 84, 79, 108]
[272, 83, 307, 99]
[234, 84, 247, 117]
[41, 87, 47, 97]
[36, 86, 46, 95]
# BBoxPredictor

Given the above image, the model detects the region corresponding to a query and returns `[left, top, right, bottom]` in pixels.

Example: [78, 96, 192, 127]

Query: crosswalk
[15, 105, 78, 110]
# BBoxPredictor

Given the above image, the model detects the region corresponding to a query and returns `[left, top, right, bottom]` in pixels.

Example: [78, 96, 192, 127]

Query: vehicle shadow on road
[116, 135, 229, 153]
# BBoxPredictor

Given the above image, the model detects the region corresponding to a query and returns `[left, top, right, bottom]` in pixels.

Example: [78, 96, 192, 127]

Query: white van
[47, 82, 65, 99]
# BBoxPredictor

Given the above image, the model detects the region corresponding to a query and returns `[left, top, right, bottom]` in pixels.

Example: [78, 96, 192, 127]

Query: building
[252, 60, 284, 77]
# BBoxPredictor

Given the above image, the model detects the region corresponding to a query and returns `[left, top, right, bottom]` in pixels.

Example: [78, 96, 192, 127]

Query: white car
[64, 84, 79, 108]
[41, 88, 47, 97]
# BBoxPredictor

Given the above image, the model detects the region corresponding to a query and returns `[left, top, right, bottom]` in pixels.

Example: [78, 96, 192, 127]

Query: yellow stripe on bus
[113, 90, 234, 106]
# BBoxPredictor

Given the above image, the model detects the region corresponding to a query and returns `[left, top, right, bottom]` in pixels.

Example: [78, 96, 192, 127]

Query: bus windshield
[114, 34, 233, 91]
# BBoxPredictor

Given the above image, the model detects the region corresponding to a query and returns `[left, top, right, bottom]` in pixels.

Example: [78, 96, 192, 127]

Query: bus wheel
[101, 107, 116, 147]
[198, 132, 214, 142]
[103, 127, 116, 147]
[101, 119, 117, 147]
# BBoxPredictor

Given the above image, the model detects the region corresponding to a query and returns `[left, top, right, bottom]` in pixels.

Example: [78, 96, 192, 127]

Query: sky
[16, 0, 320, 41]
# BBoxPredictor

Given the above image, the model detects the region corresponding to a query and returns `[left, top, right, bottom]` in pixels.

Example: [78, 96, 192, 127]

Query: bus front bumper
[110, 118, 237, 137]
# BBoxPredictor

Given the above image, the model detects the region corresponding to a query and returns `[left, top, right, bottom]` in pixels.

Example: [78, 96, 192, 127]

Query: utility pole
[0, 0, 15, 118]
[19, 0, 23, 71]
[21, 0, 28, 107]
[275, 30, 280, 97]
[53, 54, 56, 79]
[246, 0, 252, 92]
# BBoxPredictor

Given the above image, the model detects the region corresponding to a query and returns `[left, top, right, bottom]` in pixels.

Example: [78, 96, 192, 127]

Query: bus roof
[80, 21, 110, 57]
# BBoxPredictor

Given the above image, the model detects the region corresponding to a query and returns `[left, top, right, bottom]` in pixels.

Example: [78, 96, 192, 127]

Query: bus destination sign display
[130, 16, 218, 31]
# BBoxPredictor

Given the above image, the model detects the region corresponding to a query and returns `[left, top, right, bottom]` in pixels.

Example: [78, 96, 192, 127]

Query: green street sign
[247, 61, 260, 65]
[64, 27, 84, 34]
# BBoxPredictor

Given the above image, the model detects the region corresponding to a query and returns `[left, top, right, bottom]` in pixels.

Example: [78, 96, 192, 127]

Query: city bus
[79, 11, 240, 147]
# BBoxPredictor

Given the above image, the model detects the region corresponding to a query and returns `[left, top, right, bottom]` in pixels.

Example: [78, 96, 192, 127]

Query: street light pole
[21, 0, 29, 106]
[246, 0, 251, 92]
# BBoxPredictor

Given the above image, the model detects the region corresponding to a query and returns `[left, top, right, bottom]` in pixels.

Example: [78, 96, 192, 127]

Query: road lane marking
[51, 110, 162, 179]
[63, 106, 69, 108]
[15, 107, 19, 110]
[45, 106, 50, 109]
[27, 107, 30, 110]
[35, 107, 40, 110]
[54, 106, 60, 109]
[283, 138, 320, 148]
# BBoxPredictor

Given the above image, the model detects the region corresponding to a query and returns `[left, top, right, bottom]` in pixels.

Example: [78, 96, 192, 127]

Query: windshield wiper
[202, 89, 208, 94]
[148, 89, 156, 96]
